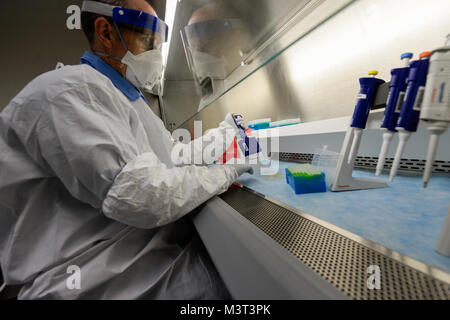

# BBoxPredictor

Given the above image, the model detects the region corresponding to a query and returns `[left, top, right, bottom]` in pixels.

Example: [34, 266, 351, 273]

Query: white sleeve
[11, 81, 238, 229]
[102, 151, 238, 229]
[171, 121, 238, 166]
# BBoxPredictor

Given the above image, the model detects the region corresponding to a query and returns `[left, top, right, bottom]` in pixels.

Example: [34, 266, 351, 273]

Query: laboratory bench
[193, 161, 450, 300]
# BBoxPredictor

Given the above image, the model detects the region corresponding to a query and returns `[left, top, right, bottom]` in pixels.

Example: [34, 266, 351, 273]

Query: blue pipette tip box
[285, 165, 327, 195]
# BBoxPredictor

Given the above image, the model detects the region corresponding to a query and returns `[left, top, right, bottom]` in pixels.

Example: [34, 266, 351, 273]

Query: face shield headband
[81, 0, 169, 44]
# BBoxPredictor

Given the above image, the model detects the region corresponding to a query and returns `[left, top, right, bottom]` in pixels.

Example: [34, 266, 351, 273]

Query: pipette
[420, 34, 450, 188]
[348, 71, 385, 165]
[375, 53, 413, 176]
[233, 114, 261, 158]
[389, 52, 431, 182]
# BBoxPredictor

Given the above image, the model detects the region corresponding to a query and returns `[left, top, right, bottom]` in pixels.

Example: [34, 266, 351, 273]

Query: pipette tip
[423, 181, 428, 188]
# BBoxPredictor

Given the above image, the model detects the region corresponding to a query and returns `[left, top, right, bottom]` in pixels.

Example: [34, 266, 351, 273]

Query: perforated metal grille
[279, 152, 450, 174]
[279, 153, 315, 163]
[354, 157, 450, 174]
[220, 188, 450, 300]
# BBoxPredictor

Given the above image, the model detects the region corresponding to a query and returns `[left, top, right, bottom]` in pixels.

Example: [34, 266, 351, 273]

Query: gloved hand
[224, 112, 245, 131]
[230, 164, 254, 176]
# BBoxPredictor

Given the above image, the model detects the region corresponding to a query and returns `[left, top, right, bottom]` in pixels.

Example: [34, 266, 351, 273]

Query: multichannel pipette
[420, 34, 450, 188]
[375, 53, 413, 176]
[348, 71, 385, 165]
[389, 52, 431, 182]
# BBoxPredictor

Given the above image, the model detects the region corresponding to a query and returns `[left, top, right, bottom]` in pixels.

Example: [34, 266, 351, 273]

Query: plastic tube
[375, 131, 395, 176]
[389, 130, 411, 182]
[423, 134, 439, 188]
[423, 122, 448, 187]
[348, 128, 362, 165]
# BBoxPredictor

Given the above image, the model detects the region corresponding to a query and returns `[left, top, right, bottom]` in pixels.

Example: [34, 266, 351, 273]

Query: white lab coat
[0, 64, 239, 299]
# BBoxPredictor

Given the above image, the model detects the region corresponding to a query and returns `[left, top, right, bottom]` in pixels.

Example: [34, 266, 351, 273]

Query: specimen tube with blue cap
[375, 53, 413, 176]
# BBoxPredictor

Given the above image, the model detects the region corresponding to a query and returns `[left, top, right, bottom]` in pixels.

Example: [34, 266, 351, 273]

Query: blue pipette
[348, 71, 385, 165]
[389, 51, 431, 181]
[375, 53, 413, 176]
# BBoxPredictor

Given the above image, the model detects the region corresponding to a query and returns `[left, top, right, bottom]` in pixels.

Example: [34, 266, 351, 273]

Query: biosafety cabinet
[161, 0, 450, 299]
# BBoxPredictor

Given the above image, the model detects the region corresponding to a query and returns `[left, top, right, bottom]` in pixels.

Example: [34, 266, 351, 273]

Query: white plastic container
[311, 145, 340, 188]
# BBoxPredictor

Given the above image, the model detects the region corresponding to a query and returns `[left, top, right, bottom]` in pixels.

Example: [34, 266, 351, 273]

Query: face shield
[181, 19, 245, 98]
[82, 1, 169, 91]
[82, 1, 168, 51]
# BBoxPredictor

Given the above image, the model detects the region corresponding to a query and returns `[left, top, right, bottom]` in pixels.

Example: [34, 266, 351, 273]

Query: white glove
[229, 164, 254, 176]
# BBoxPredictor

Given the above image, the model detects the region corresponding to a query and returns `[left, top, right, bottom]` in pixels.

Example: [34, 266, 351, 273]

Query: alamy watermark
[66, 265, 81, 290]
[366, 265, 381, 290]
[66, 5, 81, 30]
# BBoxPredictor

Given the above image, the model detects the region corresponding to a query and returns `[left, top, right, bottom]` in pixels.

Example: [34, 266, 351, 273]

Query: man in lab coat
[0, 0, 251, 299]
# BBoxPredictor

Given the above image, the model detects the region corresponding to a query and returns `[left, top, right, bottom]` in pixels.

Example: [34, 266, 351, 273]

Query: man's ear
[94, 17, 115, 50]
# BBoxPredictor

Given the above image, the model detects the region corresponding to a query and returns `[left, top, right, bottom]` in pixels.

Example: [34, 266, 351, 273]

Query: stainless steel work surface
[193, 196, 349, 300]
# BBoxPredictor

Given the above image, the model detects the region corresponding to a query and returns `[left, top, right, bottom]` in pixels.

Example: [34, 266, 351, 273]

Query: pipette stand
[332, 126, 387, 192]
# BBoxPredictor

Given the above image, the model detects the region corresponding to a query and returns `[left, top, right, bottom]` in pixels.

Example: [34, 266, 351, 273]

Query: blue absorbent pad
[237, 161, 450, 273]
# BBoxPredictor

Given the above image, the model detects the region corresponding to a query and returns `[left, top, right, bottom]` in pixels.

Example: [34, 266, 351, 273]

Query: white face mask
[121, 49, 163, 89]
[192, 51, 228, 83]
